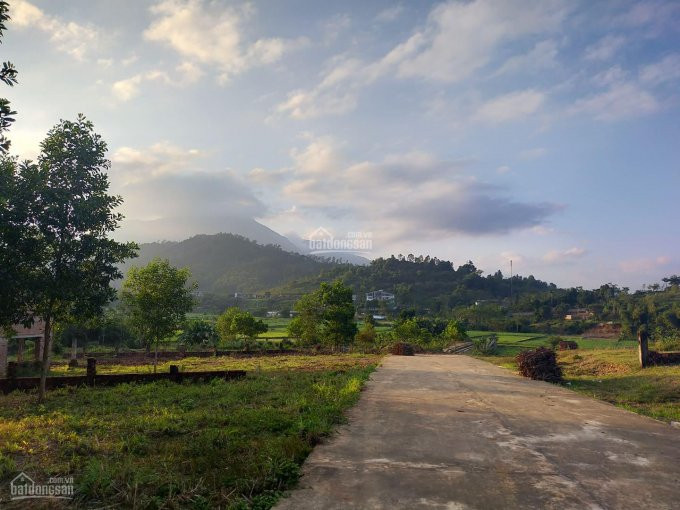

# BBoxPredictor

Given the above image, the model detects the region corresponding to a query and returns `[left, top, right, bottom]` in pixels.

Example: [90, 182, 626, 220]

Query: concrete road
[276, 355, 680, 510]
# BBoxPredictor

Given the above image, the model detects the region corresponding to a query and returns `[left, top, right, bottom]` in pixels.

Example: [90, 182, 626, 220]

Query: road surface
[276, 354, 680, 509]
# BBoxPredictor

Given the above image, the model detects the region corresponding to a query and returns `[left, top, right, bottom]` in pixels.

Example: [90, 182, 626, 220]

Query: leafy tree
[662, 275, 680, 288]
[179, 320, 219, 354]
[443, 319, 468, 342]
[318, 281, 357, 348]
[0, 157, 39, 333]
[0, 1, 18, 153]
[232, 312, 267, 349]
[121, 258, 195, 371]
[15, 116, 137, 401]
[289, 293, 321, 346]
[216, 307, 242, 343]
[291, 280, 357, 348]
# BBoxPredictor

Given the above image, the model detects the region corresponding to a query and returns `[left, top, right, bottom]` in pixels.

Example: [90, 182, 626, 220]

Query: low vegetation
[475, 346, 680, 423]
[0, 354, 381, 508]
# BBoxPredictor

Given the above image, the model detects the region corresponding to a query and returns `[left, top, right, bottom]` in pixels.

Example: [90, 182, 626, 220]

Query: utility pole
[510, 259, 513, 304]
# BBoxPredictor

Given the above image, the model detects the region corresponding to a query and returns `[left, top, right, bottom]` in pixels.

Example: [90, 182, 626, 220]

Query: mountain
[120, 215, 300, 253]
[285, 232, 371, 265]
[124, 233, 344, 295]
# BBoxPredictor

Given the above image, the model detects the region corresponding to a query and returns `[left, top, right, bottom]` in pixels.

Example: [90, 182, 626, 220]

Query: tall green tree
[19, 116, 137, 401]
[121, 258, 195, 371]
[0, 1, 18, 153]
[292, 280, 357, 348]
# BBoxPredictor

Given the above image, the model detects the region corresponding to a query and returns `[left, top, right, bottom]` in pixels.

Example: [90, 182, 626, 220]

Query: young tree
[289, 293, 322, 346]
[121, 258, 195, 371]
[19, 116, 137, 402]
[232, 312, 268, 343]
[216, 306, 242, 343]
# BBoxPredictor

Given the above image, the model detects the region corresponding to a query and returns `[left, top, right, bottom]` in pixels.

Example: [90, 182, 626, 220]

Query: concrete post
[34, 336, 44, 361]
[638, 329, 649, 368]
[0, 337, 7, 378]
[17, 338, 24, 362]
[86, 357, 96, 386]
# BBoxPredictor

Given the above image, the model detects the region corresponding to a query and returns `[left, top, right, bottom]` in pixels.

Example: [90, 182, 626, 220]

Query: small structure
[0, 320, 45, 378]
[564, 308, 594, 321]
[266, 311, 280, 318]
[365, 290, 395, 302]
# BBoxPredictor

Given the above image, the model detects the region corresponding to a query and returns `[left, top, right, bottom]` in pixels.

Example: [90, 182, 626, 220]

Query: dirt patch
[560, 356, 629, 376]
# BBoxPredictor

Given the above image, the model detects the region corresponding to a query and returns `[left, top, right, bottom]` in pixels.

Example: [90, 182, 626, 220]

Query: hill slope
[124, 233, 344, 295]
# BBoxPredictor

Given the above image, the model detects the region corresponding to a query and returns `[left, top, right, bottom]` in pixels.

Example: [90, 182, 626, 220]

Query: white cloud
[518, 147, 548, 160]
[263, 136, 559, 241]
[584, 35, 625, 61]
[497, 165, 511, 174]
[396, 0, 567, 83]
[543, 247, 586, 263]
[375, 5, 404, 23]
[276, 0, 568, 119]
[111, 141, 205, 184]
[619, 256, 671, 273]
[12, 0, 100, 60]
[110, 141, 264, 241]
[474, 89, 545, 124]
[144, 0, 303, 83]
[111, 61, 204, 102]
[592, 66, 628, 87]
[493, 39, 558, 76]
[639, 54, 680, 85]
[570, 82, 659, 121]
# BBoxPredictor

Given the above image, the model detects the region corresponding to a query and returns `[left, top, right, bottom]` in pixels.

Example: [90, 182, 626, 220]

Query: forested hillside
[123, 233, 343, 295]
[271, 255, 556, 312]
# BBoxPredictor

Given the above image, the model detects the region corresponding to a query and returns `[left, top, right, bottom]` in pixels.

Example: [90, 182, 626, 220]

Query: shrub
[548, 336, 563, 349]
[516, 347, 562, 383]
[654, 336, 680, 352]
[558, 340, 578, 350]
[390, 342, 415, 356]
[472, 334, 498, 355]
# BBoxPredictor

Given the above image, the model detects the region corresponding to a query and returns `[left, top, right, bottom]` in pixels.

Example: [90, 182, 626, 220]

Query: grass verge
[0, 354, 381, 509]
[475, 348, 680, 423]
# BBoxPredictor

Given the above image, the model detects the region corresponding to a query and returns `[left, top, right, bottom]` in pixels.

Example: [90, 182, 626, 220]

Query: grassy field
[0, 354, 381, 509]
[475, 346, 680, 423]
[468, 330, 638, 356]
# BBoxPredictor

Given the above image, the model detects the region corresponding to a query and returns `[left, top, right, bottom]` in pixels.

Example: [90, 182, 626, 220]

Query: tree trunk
[71, 336, 78, 362]
[154, 341, 158, 374]
[38, 316, 52, 403]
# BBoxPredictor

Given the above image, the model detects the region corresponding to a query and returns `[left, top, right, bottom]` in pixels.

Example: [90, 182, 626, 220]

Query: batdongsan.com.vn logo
[9, 472, 74, 501]
[307, 227, 373, 255]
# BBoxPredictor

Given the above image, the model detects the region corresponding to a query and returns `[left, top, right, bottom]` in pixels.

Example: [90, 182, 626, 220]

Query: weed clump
[558, 340, 579, 351]
[390, 342, 415, 356]
[516, 347, 562, 383]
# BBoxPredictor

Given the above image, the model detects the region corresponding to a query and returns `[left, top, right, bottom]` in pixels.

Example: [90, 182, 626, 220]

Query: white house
[365, 290, 395, 302]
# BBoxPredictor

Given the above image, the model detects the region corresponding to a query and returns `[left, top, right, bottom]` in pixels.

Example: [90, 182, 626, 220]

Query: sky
[3, 0, 680, 289]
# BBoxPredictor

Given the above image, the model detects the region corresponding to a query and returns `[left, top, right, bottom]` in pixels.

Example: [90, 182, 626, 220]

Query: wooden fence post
[86, 357, 97, 386]
[169, 365, 179, 382]
[638, 329, 649, 368]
